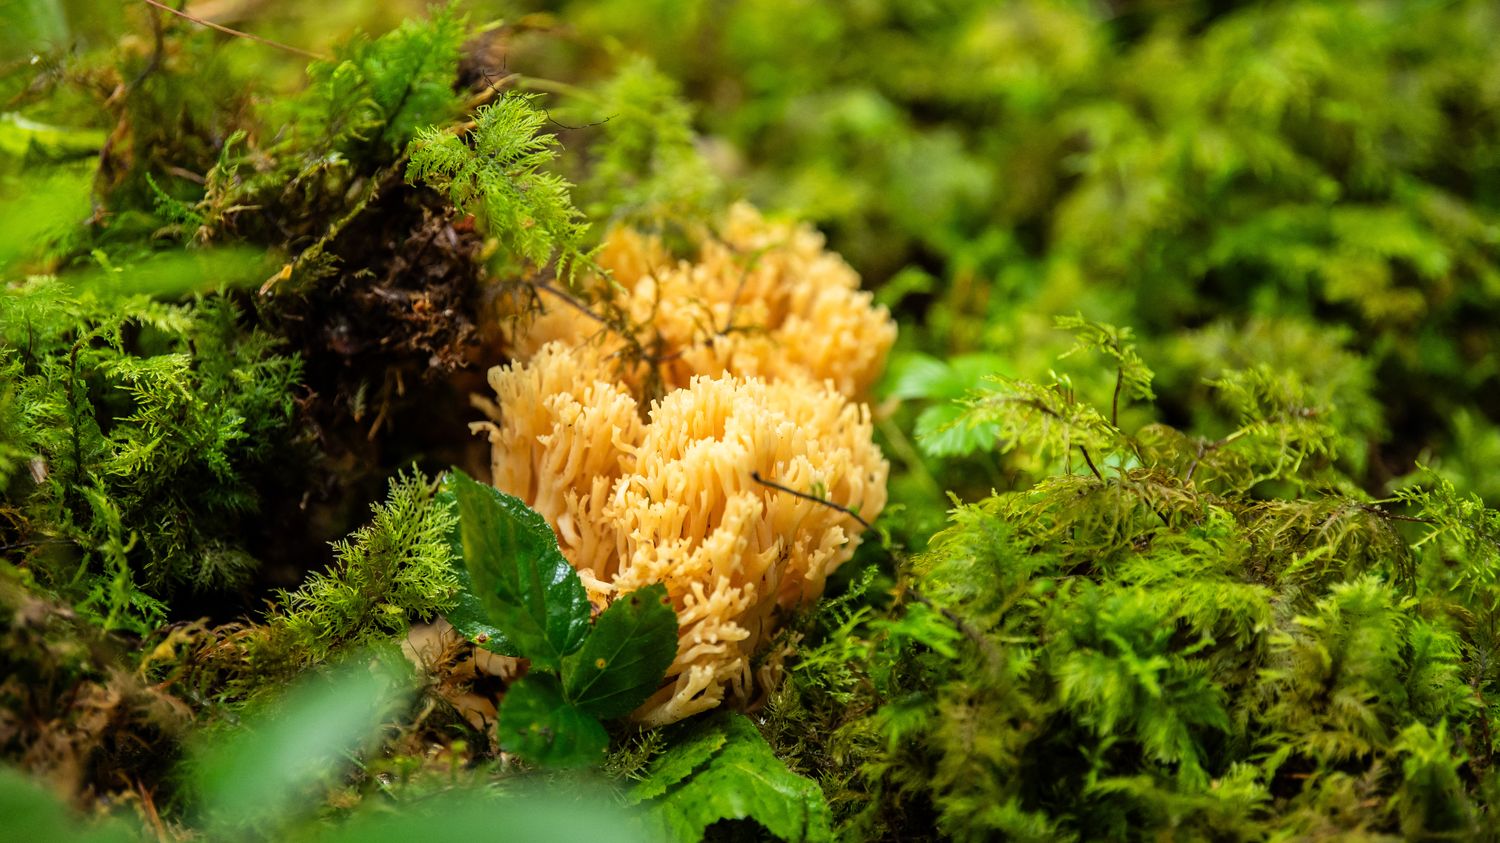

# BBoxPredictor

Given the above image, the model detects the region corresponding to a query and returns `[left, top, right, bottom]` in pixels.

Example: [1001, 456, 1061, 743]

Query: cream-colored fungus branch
[507, 202, 898, 399]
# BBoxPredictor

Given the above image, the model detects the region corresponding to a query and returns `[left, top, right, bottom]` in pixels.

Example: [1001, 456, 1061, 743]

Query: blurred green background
[504, 0, 1500, 505]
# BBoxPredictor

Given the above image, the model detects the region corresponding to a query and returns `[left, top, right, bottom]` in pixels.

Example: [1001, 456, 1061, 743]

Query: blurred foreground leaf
[65, 247, 280, 298]
[0, 0, 67, 60]
[0, 766, 131, 843]
[0, 168, 90, 272]
[192, 656, 409, 830]
[318, 784, 650, 843]
[0, 113, 104, 160]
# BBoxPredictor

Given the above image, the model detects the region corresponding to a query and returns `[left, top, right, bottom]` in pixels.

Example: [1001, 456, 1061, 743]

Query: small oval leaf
[562, 583, 678, 720]
[498, 674, 608, 768]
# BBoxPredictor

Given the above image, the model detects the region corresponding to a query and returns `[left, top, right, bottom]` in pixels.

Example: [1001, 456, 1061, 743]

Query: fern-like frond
[407, 93, 592, 281]
[264, 470, 458, 668]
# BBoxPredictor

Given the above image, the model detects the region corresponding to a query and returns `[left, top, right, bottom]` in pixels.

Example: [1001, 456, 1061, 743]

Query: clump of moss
[766, 318, 1500, 841]
[1, 5, 513, 614]
[0, 277, 299, 633]
[239, 470, 459, 683]
[0, 563, 190, 810]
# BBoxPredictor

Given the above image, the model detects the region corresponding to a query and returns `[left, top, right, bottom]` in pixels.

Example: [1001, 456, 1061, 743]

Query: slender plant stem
[140, 0, 326, 60]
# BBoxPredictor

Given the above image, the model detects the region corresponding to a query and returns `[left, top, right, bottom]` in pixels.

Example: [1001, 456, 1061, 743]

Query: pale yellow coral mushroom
[475, 342, 888, 725]
[507, 202, 898, 400]
[477, 203, 895, 725]
[609, 373, 888, 724]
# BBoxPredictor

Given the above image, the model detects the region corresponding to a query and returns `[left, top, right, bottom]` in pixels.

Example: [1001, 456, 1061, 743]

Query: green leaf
[316, 786, 651, 843]
[0, 0, 67, 62]
[562, 583, 679, 719]
[435, 482, 520, 657]
[63, 247, 278, 298]
[0, 168, 91, 273]
[632, 713, 833, 843]
[442, 469, 591, 669]
[882, 352, 1010, 402]
[626, 721, 728, 803]
[498, 673, 608, 768]
[881, 352, 952, 401]
[0, 766, 131, 843]
[193, 656, 407, 830]
[915, 402, 1000, 458]
[894, 353, 1012, 457]
[0, 113, 104, 160]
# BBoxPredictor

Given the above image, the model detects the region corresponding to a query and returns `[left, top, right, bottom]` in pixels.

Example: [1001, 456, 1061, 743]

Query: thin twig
[748, 473, 1007, 670]
[1185, 440, 1206, 484]
[0, 538, 75, 553]
[1111, 367, 1123, 428]
[1078, 445, 1104, 482]
[530, 280, 687, 366]
[906, 586, 1002, 666]
[140, 0, 327, 60]
[750, 471, 874, 533]
[716, 243, 773, 336]
[1357, 503, 1436, 525]
[532, 281, 609, 327]
[130, 0, 166, 90]
[539, 107, 613, 132]
[135, 779, 169, 843]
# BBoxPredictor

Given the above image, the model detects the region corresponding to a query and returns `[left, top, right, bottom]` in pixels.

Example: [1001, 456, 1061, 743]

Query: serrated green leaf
[626, 720, 728, 804]
[633, 713, 833, 843]
[442, 470, 591, 669]
[435, 482, 519, 657]
[498, 674, 608, 768]
[562, 583, 678, 719]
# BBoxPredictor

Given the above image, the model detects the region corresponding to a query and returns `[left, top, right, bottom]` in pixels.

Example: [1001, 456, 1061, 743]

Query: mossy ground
[4, 2, 1500, 841]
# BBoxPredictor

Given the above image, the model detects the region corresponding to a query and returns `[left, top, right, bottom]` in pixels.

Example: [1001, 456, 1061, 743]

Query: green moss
[8, 3, 1500, 841]
[766, 320, 1499, 841]
[530, 0, 1500, 505]
[247, 470, 458, 677]
[0, 278, 299, 633]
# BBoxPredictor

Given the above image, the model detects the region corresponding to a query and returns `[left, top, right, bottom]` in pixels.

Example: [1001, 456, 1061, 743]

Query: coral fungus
[507, 202, 897, 399]
[476, 205, 894, 723]
[479, 348, 887, 723]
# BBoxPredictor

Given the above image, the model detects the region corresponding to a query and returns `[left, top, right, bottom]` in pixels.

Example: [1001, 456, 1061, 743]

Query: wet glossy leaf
[632, 713, 833, 843]
[563, 583, 678, 719]
[442, 470, 590, 669]
[435, 481, 519, 656]
[498, 673, 608, 768]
